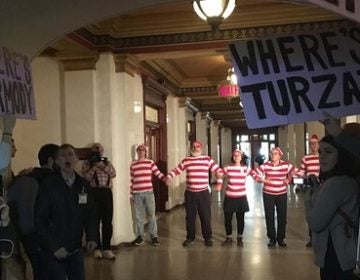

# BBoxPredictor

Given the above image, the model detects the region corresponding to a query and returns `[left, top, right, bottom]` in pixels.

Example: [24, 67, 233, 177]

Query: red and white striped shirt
[130, 159, 165, 194]
[168, 155, 223, 192]
[300, 154, 320, 178]
[253, 160, 295, 195]
[218, 165, 253, 198]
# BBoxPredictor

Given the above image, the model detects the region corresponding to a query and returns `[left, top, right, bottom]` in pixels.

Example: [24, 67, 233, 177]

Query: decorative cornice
[71, 20, 352, 52]
[180, 86, 218, 96]
[113, 53, 140, 76]
[201, 112, 213, 122]
[57, 55, 99, 71]
[183, 97, 199, 113]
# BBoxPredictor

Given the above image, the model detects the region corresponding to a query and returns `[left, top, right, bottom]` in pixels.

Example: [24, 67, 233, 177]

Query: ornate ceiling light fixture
[192, 0, 236, 32]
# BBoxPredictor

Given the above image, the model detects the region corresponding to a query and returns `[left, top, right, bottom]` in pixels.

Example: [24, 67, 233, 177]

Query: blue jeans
[42, 250, 85, 280]
[133, 191, 157, 238]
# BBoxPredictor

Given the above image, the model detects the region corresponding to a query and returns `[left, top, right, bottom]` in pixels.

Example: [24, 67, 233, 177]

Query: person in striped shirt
[216, 149, 254, 247]
[130, 144, 165, 246]
[166, 140, 223, 247]
[299, 134, 320, 248]
[253, 147, 297, 248]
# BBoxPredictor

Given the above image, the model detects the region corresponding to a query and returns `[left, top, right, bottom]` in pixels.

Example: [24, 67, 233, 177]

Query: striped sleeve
[151, 161, 165, 180]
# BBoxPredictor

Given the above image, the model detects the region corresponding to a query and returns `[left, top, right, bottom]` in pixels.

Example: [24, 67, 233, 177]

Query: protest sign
[0, 46, 36, 119]
[307, 0, 360, 24]
[229, 25, 360, 128]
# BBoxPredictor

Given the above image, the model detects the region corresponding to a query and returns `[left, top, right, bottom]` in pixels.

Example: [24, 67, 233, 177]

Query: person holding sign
[0, 115, 16, 172]
[216, 149, 254, 247]
[252, 147, 298, 247]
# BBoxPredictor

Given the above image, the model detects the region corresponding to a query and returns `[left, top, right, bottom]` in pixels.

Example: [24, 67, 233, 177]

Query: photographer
[82, 143, 116, 260]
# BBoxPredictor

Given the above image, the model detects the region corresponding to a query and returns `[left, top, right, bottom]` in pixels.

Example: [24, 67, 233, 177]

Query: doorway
[233, 128, 278, 168]
[143, 77, 169, 212]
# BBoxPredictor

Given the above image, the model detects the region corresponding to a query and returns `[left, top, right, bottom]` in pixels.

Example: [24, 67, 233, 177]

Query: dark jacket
[34, 171, 96, 254]
[29, 167, 53, 185]
[7, 168, 53, 235]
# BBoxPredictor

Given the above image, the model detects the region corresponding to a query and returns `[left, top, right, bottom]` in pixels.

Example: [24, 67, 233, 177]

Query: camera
[301, 175, 319, 193]
[89, 152, 108, 164]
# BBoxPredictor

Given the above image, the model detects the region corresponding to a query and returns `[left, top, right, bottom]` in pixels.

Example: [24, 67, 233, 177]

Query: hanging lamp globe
[193, 0, 236, 32]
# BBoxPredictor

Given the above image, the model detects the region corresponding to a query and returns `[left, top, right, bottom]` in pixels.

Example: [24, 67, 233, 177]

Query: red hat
[271, 147, 283, 156]
[310, 134, 319, 142]
[192, 140, 203, 149]
[136, 144, 147, 151]
[232, 149, 243, 156]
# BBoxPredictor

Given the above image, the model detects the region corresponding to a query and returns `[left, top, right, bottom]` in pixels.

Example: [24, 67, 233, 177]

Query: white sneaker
[103, 250, 116, 260]
[94, 249, 103, 259]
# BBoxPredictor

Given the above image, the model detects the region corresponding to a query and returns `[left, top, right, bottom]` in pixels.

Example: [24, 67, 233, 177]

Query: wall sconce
[193, 0, 236, 32]
[133, 101, 142, 113]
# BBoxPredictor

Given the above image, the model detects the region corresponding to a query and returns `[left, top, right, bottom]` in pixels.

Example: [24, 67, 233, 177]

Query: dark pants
[263, 193, 287, 241]
[224, 212, 245, 236]
[43, 250, 85, 280]
[22, 232, 45, 280]
[93, 188, 113, 250]
[320, 237, 356, 280]
[184, 189, 212, 240]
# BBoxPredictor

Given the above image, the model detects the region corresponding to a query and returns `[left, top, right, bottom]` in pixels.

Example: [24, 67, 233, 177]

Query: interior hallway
[85, 179, 319, 280]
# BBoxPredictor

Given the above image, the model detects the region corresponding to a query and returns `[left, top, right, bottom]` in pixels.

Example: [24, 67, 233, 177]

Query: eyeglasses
[193, 144, 201, 149]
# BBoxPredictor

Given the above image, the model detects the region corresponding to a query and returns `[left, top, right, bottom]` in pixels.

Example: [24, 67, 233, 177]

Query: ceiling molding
[70, 19, 351, 53]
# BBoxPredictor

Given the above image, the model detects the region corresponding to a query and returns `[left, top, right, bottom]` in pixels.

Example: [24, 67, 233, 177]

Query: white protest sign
[229, 25, 360, 129]
[0, 46, 36, 119]
[307, 0, 360, 24]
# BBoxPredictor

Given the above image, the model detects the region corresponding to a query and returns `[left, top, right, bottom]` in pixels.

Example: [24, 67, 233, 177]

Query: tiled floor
[85, 181, 320, 280]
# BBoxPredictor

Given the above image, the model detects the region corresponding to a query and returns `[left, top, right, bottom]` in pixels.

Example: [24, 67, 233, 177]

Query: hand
[321, 111, 341, 137]
[129, 194, 134, 204]
[86, 241, 97, 251]
[0, 198, 10, 227]
[215, 183, 222, 192]
[164, 177, 172, 186]
[2, 114, 16, 134]
[95, 161, 106, 169]
[54, 247, 68, 260]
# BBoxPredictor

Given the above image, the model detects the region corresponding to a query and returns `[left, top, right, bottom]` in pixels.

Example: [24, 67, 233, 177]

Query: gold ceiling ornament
[192, 0, 236, 32]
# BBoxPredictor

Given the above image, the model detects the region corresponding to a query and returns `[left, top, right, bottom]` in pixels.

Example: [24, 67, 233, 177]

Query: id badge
[79, 193, 88, 204]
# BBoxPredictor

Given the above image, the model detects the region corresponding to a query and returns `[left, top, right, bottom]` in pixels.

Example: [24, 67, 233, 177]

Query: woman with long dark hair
[306, 135, 360, 280]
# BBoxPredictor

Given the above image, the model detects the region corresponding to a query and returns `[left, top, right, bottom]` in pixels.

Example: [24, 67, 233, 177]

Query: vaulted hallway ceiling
[44, 0, 342, 129]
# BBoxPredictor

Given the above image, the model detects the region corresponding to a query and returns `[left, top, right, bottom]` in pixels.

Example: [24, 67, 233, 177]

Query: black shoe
[267, 239, 276, 247]
[221, 237, 233, 246]
[306, 241, 312, 248]
[151, 237, 160, 246]
[204, 239, 213, 247]
[278, 240, 287, 247]
[182, 239, 195, 247]
[237, 237, 243, 247]
[132, 236, 144, 246]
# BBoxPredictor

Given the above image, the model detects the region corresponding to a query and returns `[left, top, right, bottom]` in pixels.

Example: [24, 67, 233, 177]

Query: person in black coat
[34, 144, 97, 280]
[7, 144, 59, 280]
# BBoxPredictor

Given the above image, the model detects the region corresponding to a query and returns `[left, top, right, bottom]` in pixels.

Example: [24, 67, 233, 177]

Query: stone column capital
[113, 53, 140, 76]
[56, 55, 99, 71]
